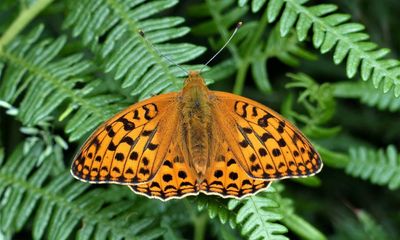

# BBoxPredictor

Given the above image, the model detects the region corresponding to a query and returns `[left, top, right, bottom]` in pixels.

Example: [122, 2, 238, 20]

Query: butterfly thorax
[179, 71, 215, 181]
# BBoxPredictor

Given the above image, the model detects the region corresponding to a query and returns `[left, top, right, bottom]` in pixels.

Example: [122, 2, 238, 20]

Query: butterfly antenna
[139, 30, 189, 76]
[200, 22, 242, 73]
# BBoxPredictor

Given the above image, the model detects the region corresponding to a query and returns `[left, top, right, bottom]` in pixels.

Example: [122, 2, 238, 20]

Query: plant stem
[233, 7, 270, 95]
[282, 212, 327, 240]
[194, 212, 208, 240]
[0, 0, 54, 51]
[315, 144, 350, 168]
[183, 199, 208, 240]
[233, 63, 249, 94]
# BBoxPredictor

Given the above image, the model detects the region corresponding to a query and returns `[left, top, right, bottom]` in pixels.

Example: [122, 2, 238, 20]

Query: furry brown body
[178, 71, 217, 182]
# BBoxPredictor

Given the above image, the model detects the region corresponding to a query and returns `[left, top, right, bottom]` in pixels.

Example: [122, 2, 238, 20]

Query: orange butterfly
[71, 70, 322, 200]
[71, 24, 322, 201]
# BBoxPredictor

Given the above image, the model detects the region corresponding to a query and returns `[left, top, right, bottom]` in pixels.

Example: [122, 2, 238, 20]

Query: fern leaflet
[346, 145, 400, 190]
[228, 187, 288, 240]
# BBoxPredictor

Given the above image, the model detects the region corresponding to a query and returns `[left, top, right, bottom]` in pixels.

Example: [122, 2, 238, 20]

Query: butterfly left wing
[211, 91, 322, 180]
[71, 93, 179, 184]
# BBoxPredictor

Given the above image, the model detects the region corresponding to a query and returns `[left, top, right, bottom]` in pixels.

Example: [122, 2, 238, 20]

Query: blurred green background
[0, 0, 399, 239]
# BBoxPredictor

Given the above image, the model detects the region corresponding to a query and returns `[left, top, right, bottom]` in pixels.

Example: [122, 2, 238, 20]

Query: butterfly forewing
[71, 93, 179, 184]
[212, 91, 322, 180]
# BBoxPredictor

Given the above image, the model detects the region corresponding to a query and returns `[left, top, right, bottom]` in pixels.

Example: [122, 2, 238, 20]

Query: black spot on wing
[227, 159, 236, 166]
[143, 103, 158, 120]
[121, 136, 135, 146]
[257, 113, 273, 127]
[214, 170, 223, 178]
[117, 117, 135, 131]
[115, 153, 124, 161]
[277, 121, 285, 133]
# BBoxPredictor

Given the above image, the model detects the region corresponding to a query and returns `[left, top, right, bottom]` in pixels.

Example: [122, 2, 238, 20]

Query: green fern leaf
[0, 25, 126, 141]
[190, 0, 314, 94]
[241, 0, 400, 97]
[346, 145, 400, 190]
[197, 196, 237, 228]
[228, 187, 288, 240]
[333, 81, 400, 112]
[0, 138, 166, 239]
[64, 0, 205, 98]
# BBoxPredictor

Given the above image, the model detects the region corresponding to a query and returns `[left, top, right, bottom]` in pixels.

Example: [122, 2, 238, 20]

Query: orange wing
[131, 139, 270, 201]
[200, 139, 271, 199]
[211, 91, 322, 180]
[129, 142, 199, 201]
[71, 92, 179, 184]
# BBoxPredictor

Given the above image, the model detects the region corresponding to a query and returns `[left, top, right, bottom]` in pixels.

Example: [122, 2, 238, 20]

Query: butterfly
[71, 69, 323, 201]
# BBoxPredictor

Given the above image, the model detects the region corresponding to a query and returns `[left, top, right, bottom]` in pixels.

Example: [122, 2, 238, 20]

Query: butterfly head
[183, 71, 207, 90]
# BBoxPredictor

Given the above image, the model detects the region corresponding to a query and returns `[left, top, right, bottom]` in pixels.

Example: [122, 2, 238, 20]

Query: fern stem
[315, 144, 349, 168]
[184, 199, 208, 240]
[282, 213, 327, 240]
[332, 82, 368, 98]
[248, 196, 274, 239]
[193, 212, 208, 240]
[233, 7, 270, 94]
[233, 64, 249, 94]
[0, 0, 54, 51]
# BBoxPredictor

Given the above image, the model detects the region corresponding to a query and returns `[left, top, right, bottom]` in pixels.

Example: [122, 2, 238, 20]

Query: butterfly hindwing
[71, 93, 179, 184]
[130, 142, 198, 200]
[131, 139, 271, 200]
[200, 139, 271, 198]
[213, 91, 322, 180]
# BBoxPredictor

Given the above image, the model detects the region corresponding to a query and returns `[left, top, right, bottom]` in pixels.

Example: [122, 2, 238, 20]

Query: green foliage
[346, 145, 400, 190]
[196, 195, 237, 228]
[0, 0, 399, 239]
[63, 0, 205, 98]
[239, 0, 400, 97]
[333, 80, 400, 112]
[228, 186, 288, 240]
[0, 138, 165, 240]
[331, 209, 391, 240]
[188, 0, 316, 95]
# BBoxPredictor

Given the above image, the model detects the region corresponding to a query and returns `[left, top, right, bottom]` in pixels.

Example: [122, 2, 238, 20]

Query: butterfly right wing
[71, 92, 179, 185]
[200, 139, 271, 198]
[211, 91, 322, 181]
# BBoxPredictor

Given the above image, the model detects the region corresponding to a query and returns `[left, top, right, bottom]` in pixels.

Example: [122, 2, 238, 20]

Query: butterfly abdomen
[180, 72, 215, 181]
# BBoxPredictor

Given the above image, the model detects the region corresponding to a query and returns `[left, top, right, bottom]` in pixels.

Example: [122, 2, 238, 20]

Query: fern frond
[333, 81, 400, 112]
[285, 72, 340, 138]
[63, 0, 206, 98]
[196, 196, 236, 228]
[240, 0, 400, 97]
[331, 209, 391, 240]
[189, 0, 314, 94]
[355, 210, 390, 240]
[346, 145, 400, 190]
[0, 25, 126, 141]
[0, 139, 165, 239]
[228, 187, 288, 240]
